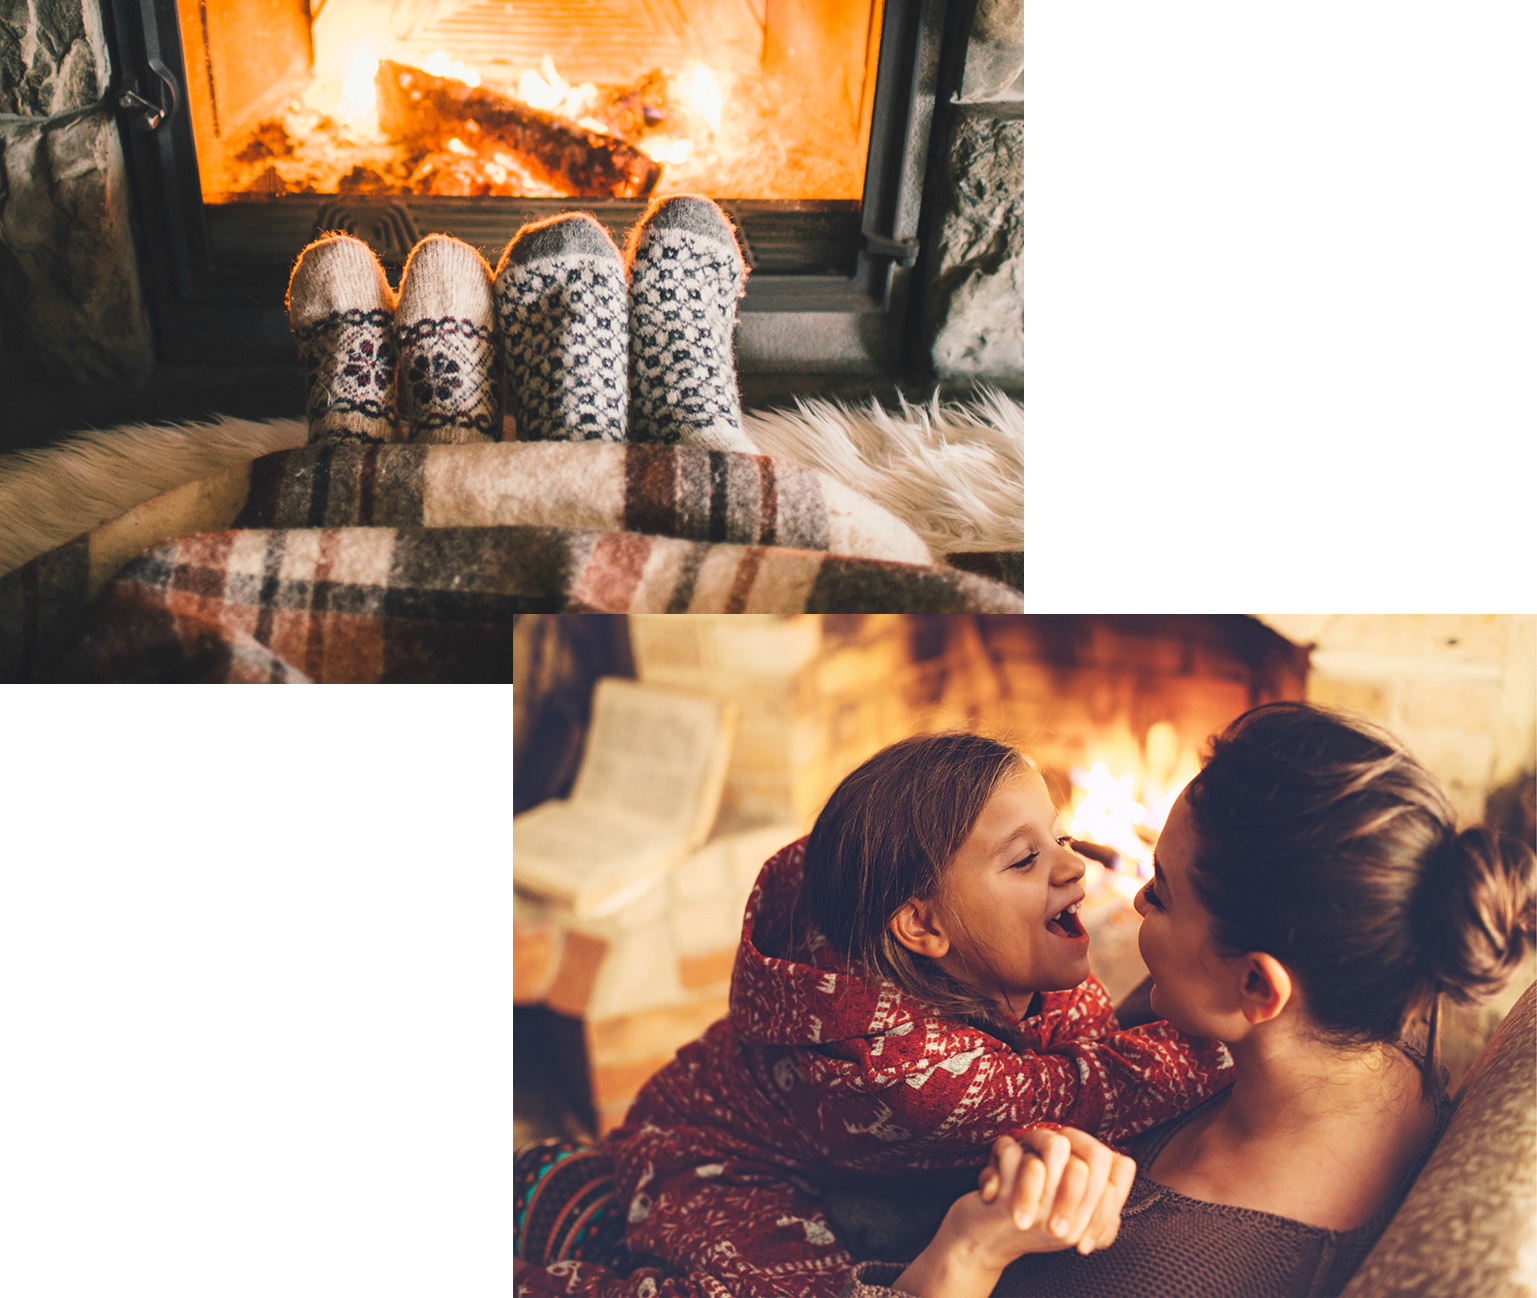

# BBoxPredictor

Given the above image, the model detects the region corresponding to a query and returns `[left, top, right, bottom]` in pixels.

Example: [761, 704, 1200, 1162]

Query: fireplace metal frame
[105, 0, 961, 372]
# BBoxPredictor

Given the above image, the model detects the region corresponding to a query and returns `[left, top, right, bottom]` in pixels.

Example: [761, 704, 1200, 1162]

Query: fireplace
[103, 0, 976, 373]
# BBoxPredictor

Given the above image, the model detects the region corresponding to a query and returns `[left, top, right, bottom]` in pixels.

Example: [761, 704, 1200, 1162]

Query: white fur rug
[0, 389, 1023, 576]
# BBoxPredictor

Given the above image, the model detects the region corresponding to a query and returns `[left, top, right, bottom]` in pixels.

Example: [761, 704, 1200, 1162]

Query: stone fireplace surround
[0, 0, 1022, 425]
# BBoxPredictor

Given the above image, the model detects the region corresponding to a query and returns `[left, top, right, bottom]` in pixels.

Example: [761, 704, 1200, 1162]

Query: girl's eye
[1008, 852, 1039, 871]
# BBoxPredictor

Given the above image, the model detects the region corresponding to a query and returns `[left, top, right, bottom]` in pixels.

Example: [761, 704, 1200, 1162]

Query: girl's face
[936, 769, 1091, 1014]
[1134, 789, 1232, 1036]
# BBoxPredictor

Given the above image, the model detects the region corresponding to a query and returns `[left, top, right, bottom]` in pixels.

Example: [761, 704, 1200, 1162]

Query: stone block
[960, 0, 1023, 103]
[1317, 615, 1510, 666]
[586, 925, 685, 1021]
[545, 930, 609, 1019]
[1403, 678, 1503, 732]
[672, 839, 732, 900]
[1396, 725, 1496, 810]
[678, 948, 737, 990]
[926, 112, 1023, 384]
[1307, 673, 1396, 723]
[513, 917, 560, 1005]
[670, 896, 742, 956]
[587, 997, 729, 1063]
[0, 114, 154, 382]
[0, 0, 107, 117]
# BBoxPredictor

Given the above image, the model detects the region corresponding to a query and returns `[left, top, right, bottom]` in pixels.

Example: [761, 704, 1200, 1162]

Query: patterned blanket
[1, 443, 1022, 681]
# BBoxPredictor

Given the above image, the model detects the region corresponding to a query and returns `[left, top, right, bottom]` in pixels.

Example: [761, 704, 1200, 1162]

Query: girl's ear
[889, 899, 950, 958]
[1237, 952, 1294, 1024]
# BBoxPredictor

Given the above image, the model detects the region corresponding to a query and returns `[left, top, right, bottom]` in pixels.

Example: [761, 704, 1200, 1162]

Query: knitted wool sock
[493, 213, 628, 443]
[625, 195, 757, 454]
[287, 233, 398, 446]
[395, 235, 501, 444]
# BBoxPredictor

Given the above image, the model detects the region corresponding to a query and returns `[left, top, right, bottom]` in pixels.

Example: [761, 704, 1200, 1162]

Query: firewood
[374, 59, 661, 200]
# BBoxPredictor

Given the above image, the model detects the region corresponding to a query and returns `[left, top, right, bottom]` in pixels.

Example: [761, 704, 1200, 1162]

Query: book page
[569, 679, 734, 842]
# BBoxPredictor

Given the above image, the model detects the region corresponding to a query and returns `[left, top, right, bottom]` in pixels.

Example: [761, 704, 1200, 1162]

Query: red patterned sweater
[517, 840, 1233, 1298]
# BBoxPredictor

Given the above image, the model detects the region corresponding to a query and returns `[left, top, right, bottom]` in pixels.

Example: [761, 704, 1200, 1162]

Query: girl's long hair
[798, 731, 1034, 1047]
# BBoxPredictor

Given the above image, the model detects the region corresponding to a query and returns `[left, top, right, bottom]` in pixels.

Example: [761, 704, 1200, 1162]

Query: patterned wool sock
[493, 213, 628, 443]
[625, 195, 757, 454]
[395, 235, 501, 444]
[287, 233, 398, 446]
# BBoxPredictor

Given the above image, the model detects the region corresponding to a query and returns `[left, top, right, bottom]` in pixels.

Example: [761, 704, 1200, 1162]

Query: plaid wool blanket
[1, 443, 1021, 681]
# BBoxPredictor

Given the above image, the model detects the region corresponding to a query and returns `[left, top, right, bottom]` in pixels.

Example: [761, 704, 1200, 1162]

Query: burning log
[375, 59, 661, 200]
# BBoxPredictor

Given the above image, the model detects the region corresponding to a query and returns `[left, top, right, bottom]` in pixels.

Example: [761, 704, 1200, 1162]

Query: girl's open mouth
[1046, 901, 1087, 940]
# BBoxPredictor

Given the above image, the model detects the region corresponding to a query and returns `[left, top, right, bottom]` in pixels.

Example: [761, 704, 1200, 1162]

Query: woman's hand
[979, 1125, 1135, 1255]
[889, 1127, 1136, 1298]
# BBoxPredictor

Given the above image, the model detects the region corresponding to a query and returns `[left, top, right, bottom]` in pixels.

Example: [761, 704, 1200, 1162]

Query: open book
[513, 678, 739, 919]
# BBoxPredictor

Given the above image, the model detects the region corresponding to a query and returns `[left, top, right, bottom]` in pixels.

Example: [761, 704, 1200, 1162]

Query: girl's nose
[1053, 842, 1087, 884]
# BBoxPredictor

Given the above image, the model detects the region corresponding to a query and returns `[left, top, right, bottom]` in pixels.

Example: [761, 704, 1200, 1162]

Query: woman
[845, 701, 1535, 1298]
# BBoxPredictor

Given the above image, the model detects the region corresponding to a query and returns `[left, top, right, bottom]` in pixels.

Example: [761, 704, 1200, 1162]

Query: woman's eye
[1056, 835, 1073, 847]
[1140, 882, 1163, 909]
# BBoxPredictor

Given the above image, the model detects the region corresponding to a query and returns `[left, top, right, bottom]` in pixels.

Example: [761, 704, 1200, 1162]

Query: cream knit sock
[625, 196, 757, 455]
[494, 213, 629, 442]
[287, 233, 399, 446]
[395, 235, 501, 444]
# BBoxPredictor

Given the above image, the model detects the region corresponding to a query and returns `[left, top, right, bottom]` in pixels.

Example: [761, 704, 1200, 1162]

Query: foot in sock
[395, 235, 501, 444]
[625, 195, 757, 455]
[287, 233, 398, 447]
[494, 213, 628, 442]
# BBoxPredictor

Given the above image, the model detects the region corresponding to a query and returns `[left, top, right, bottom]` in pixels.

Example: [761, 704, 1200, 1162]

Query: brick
[545, 930, 609, 1018]
[587, 996, 731, 1061]
[1307, 673, 1395, 722]
[1396, 725, 1495, 798]
[1402, 678, 1503, 731]
[678, 947, 738, 990]
[1320, 615, 1508, 664]
[589, 1054, 675, 1111]
[513, 919, 559, 1005]
[671, 897, 741, 955]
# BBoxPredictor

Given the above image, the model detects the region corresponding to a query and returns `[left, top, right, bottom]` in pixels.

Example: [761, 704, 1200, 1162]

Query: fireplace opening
[180, 0, 884, 204]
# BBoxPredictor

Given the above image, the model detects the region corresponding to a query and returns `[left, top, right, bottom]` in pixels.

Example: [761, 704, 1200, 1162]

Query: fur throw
[0, 390, 1024, 577]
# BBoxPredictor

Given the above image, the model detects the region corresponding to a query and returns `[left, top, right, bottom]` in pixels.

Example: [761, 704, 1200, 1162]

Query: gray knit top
[840, 1083, 1451, 1298]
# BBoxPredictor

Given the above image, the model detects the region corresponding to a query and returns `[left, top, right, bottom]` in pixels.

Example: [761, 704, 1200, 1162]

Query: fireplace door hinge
[118, 60, 180, 133]
[862, 232, 920, 268]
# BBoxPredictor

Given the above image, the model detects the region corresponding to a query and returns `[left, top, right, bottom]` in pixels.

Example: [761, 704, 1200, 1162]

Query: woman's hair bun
[1424, 826, 1537, 1003]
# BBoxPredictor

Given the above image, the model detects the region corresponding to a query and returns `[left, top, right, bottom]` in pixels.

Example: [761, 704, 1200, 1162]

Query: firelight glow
[679, 64, 723, 132]
[340, 48, 379, 119]
[425, 49, 480, 87]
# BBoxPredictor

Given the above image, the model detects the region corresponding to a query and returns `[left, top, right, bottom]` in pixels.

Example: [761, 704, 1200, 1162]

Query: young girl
[515, 732, 1234, 1297]
[843, 703, 1536, 1298]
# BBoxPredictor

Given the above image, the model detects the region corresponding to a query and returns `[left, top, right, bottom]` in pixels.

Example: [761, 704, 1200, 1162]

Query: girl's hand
[890, 1130, 1135, 1298]
[979, 1125, 1136, 1255]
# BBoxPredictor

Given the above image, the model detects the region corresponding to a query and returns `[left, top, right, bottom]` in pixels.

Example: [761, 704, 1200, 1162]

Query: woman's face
[937, 769, 1091, 1013]
[1134, 788, 1235, 1037]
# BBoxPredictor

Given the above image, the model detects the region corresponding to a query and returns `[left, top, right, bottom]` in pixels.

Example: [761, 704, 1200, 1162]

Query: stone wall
[923, 0, 1022, 386]
[0, 0, 153, 382]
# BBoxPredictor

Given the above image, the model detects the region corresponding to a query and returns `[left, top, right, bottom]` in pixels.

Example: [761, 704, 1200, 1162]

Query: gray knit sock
[287, 233, 399, 446]
[625, 195, 757, 454]
[395, 235, 501, 444]
[493, 214, 628, 442]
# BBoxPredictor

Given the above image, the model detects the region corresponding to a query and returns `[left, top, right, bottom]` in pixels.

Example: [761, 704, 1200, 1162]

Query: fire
[338, 47, 380, 134]
[519, 56, 597, 119]
[425, 49, 480, 88]
[1067, 723, 1201, 878]
[678, 64, 723, 133]
[641, 137, 694, 165]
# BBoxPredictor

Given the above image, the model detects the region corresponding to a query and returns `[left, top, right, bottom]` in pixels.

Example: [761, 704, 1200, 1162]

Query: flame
[1069, 763, 1149, 868]
[446, 136, 472, 155]
[679, 64, 723, 132]
[425, 49, 480, 87]
[641, 136, 694, 165]
[520, 55, 569, 110]
[339, 47, 379, 125]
